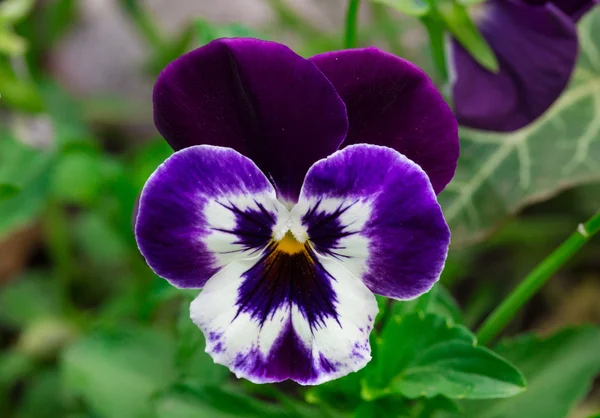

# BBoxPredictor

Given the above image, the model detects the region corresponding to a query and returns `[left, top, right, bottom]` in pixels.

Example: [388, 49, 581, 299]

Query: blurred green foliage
[0, 0, 599, 417]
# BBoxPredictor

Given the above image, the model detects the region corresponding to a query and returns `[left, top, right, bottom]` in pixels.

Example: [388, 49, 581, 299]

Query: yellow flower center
[276, 231, 305, 254]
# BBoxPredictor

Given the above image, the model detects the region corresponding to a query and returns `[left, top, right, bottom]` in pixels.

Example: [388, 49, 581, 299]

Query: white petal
[190, 246, 378, 385]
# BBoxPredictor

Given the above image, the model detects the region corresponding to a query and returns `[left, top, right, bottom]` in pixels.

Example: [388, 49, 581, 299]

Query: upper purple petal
[525, 0, 598, 21]
[310, 47, 459, 195]
[297, 144, 450, 300]
[153, 38, 348, 203]
[135, 145, 286, 288]
[450, 0, 578, 132]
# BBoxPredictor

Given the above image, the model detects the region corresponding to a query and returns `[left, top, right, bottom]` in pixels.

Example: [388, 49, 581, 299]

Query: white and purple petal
[153, 38, 348, 203]
[449, 0, 579, 132]
[135, 145, 287, 288]
[295, 144, 450, 300]
[191, 243, 377, 385]
[137, 143, 450, 384]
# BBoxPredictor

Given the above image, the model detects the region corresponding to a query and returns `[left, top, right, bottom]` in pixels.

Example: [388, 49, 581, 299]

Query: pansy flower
[135, 38, 459, 385]
[449, 0, 598, 132]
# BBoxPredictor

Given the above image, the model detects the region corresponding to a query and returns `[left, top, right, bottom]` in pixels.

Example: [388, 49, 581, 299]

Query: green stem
[344, 0, 361, 49]
[421, 14, 448, 81]
[369, 2, 405, 56]
[119, 0, 164, 49]
[477, 212, 600, 345]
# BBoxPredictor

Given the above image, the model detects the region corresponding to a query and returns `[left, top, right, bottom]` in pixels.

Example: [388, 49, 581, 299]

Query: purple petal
[449, 0, 578, 132]
[153, 38, 348, 203]
[525, 0, 598, 21]
[135, 145, 287, 288]
[310, 47, 459, 194]
[296, 144, 450, 300]
[191, 241, 377, 385]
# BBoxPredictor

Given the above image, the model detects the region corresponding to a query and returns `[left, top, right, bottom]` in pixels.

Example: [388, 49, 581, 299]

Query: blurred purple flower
[449, 0, 598, 132]
[135, 38, 458, 384]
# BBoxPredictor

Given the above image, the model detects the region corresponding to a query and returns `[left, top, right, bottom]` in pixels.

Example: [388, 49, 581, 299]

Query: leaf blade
[394, 341, 525, 399]
[445, 326, 600, 418]
[363, 313, 523, 400]
[440, 8, 600, 245]
[436, 0, 498, 72]
[61, 327, 177, 418]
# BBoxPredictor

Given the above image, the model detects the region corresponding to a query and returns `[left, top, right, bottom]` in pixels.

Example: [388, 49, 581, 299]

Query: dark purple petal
[191, 241, 377, 385]
[525, 0, 598, 21]
[449, 0, 578, 132]
[135, 145, 287, 288]
[310, 47, 459, 194]
[296, 144, 450, 300]
[153, 38, 348, 203]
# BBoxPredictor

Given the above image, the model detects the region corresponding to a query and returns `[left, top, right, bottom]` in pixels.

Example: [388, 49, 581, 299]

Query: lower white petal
[190, 243, 378, 385]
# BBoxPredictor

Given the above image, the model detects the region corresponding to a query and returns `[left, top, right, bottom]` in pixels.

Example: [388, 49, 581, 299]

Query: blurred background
[0, 0, 599, 417]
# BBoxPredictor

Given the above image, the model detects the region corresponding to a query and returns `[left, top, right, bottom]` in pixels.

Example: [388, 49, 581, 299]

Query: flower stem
[344, 0, 361, 49]
[477, 212, 600, 345]
[119, 0, 164, 49]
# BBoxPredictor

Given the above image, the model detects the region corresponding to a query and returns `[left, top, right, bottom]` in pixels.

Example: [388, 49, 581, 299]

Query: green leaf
[0, 58, 45, 113]
[354, 397, 412, 418]
[0, 165, 52, 237]
[0, 350, 34, 387]
[194, 19, 259, 46]
[393, 340, 525, 399]
[0, 26, 27, 55]
[424, 396, 463, 414]
[442, 327, 600, 418]
[38, 0, 79, 49]
[436, 0, 498, 72]
[131, 139, 173, 189]
[101, 157, 140, 246]
[153, 382, 292, 418]
[439, 8, 600, 245]
[0, 350, 34, 413]
[0, 134, 51, 187]
[0, 183, 19, 201]
[0, 271, 61, 327]
[17, 317, 77, 360]
[0, 64, 44, 110]
[14, 370, 63, 418]
[0, 135, 56, 237]
[306, 366, 364, 412]
[371, 0, 430, 17]
[363, 313, 525, 400]
[50, 149, 104, 206]
[62, 326, 177, 418]
[434, 286, 464, 324]
[72, 211, 130, 268]
[0, 0, 35, 23]
[41, 82, 92, 146]
[391, 285, 464, 324]
[375, 313, 475, 385]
